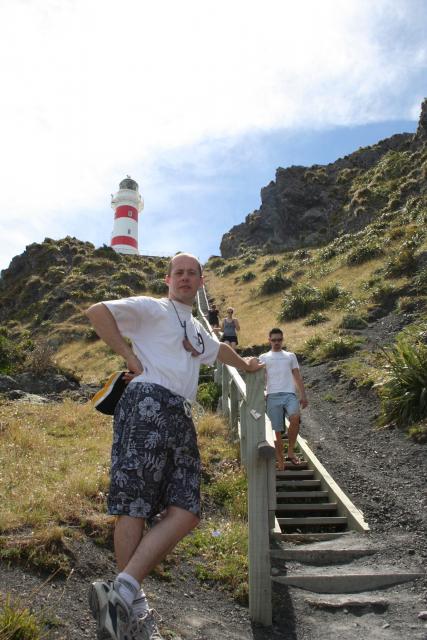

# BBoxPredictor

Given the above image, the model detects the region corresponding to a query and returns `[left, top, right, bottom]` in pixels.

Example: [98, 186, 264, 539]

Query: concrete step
[276, 490, 329, 499]
[272, 570, 424, 593]
[276, 502, 338, 512]
[278, 516, 347, 526]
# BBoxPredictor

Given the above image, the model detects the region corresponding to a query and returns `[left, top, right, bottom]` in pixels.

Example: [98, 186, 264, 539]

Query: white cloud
[0, 0, 426, 269]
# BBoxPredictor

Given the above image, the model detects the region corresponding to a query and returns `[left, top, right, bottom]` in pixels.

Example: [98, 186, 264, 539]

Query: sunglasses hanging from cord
[169, 300, 205, 357]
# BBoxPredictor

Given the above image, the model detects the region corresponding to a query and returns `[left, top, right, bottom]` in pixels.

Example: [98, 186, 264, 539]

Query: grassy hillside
[0, 238, 169, 382]
[205, 196, 427, 350]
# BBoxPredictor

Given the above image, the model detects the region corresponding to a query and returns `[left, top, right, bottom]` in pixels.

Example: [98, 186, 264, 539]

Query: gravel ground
[1, 312, 426, 639]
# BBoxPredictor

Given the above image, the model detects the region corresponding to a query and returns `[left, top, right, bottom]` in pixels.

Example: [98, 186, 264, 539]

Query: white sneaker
[88, 580, 133, 640]
[138, 610, 164, 640]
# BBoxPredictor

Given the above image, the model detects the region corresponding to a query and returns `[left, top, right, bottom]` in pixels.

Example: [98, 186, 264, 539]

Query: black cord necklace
[169, 299, 205, 356]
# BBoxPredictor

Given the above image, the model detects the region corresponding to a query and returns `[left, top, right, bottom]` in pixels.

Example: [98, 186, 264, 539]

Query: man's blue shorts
[266, 392, 300, 431]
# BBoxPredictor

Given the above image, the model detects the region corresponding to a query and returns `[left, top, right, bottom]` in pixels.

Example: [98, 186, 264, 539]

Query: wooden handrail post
[246, 370, 272, 626]
[222, 364, 230, 418]
[229, 379, 239, 439]
[239, 398, 247, 467]
[214, 360, 222, 385]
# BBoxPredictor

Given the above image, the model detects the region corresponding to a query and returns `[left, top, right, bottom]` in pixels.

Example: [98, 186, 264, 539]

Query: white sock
[132, 588, 149, 617]
[115, 572, 140, 607]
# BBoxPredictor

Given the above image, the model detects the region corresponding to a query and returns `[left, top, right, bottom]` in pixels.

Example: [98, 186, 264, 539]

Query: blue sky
[0, 0, 426, 270]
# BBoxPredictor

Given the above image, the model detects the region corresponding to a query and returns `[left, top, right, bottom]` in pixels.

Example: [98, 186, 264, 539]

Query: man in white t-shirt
[259, 327, 308, 471]
[85, 253, 263, 640]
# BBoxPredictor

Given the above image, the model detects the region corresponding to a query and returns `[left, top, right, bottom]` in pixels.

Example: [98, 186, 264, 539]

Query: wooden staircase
[272, 431, 366, 537]
[275, 460, 348, 534]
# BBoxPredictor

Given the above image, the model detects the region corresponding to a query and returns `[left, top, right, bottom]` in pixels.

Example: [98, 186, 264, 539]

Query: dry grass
[204, 253, 400, 350]
[0, 400, 112, 532]
[55, 341, 124, 383]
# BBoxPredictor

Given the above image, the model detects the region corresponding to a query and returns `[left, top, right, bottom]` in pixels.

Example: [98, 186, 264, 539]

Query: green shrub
[217, 263, 239, 276]
[207, 256, 225, 269]
[0, 334, 25, 374]
[149, 279, 168, 294]
[259, 272, 292, 295]
[316, 336, 361, 360]
[241, 271, 256, 282]
[379, 338, 427, 428]
[0, 596, 44, 639]
[279, 284, 323, 321]
[302, 334, 324, 355]
[111, 269, 147, 291]
[262, 258, 278, 271]
[197, 382, 221, 411]
[295, 249, 311, 260]
[318, 246, 336, 261]
[413, 266, 427, 294]
[322, 283, 344, 303]
[242, 254, 256, 265]
[279, 282, 345, 321]
[370, 283, 397, 305]
[384, 249, 418, 278]
[84, 327, 100, 341]
[303, 312, 329, 326]
[346, 242, 384, 266]
[340, 314, 368, 329]
[407, 420, 427, 443]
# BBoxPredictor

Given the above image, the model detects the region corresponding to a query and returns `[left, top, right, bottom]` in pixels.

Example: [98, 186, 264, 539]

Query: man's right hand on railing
[217, 343, 265, 373]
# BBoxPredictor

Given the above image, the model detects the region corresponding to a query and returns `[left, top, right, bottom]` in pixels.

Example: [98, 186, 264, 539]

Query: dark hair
[269, 327, 283, 338]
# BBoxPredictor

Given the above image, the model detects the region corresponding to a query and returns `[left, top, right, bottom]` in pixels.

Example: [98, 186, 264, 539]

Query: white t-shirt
[258, 350, 299, 395]
[104, 296, 220, 402]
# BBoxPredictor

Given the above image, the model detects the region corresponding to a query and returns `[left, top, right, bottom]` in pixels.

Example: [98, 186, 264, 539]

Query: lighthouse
[110, 176, 143, 255]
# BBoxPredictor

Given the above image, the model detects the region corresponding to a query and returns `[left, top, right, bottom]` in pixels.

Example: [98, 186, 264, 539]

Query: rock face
[220, 100, 427, 258]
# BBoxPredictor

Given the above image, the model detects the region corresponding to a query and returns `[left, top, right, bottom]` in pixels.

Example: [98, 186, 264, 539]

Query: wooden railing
[197, 289, 276, 626]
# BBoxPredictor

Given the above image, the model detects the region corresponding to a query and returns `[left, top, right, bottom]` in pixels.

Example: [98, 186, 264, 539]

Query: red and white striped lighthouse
[110, 176, 143, 255]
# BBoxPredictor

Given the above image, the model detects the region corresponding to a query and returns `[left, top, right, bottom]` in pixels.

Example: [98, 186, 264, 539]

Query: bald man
[86, 253, 263, 640]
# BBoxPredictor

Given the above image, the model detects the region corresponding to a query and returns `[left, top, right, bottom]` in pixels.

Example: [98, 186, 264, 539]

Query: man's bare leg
[286, 414, 301, 464]
[119, 506, 199, 584]
[274, 433, 284, 470]
[114, 515, 146, 570]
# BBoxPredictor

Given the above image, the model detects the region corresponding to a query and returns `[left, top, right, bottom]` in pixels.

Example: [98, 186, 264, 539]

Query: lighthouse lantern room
[110, 176, 143, 255]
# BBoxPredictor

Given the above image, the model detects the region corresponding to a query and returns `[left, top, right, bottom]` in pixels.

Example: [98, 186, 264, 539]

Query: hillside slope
[0, 238, 169, 381]
[220, 99, 427, 258]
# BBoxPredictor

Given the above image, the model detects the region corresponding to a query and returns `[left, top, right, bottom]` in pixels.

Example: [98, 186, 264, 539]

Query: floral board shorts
[107, 382, 200, 520]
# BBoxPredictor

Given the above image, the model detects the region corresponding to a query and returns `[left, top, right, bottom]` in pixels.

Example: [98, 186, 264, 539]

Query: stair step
[283, 462, 309, 470]
[278, 516, 347, 526]
[276, 480, 321, 489]
[271, 571, 424, 593]
[276, 503, 338, 512]
[274, 532, 354, 543]
[276, 470, 314, 479]
[276, 490, 329, 499]
[270, 547, 376, 564]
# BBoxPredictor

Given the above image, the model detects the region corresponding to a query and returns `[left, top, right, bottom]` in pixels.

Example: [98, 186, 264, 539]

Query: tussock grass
[379, 337, 427, 428]
[0, 400, 111, 533]
[0, 595, 45, 640]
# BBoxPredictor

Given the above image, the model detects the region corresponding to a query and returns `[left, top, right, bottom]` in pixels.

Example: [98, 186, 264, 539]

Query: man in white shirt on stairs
[259, 327, 308, 471]
[85, 253, 263, 640]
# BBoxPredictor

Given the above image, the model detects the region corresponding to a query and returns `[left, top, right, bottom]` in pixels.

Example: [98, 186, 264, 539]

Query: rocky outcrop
[0, 372, 97, 403]
[220, 99, 427, 258]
